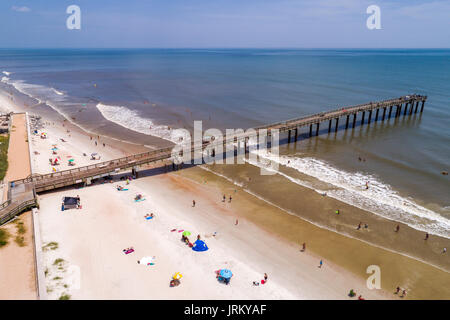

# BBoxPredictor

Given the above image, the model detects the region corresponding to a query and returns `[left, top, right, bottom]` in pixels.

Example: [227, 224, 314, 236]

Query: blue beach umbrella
[192, 239, 208, 252]
[219, 269, 232, 279]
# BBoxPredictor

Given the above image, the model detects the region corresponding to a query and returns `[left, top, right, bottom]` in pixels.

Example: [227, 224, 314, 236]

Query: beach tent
[192, 240, 208, 252]
[62, 196, 79, 211]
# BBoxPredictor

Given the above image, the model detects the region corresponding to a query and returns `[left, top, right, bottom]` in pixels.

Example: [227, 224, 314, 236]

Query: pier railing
[10, 94, 427, 194]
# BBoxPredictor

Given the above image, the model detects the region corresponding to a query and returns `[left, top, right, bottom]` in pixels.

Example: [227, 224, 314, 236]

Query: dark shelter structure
[61, 196, 80, 211]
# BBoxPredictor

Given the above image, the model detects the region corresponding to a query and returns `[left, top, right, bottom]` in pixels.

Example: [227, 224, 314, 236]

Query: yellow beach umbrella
[173, 272, 183, 280]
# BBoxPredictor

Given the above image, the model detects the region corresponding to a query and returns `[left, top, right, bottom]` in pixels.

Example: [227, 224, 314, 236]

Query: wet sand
[178, 164, 450, 299]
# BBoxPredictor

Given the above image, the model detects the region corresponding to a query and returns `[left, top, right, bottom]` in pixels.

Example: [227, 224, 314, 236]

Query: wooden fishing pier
[0, 94, 427, 225]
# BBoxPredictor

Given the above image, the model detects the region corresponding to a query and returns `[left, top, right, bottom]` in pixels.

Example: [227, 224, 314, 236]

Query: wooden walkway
[0, 94, 427, 225]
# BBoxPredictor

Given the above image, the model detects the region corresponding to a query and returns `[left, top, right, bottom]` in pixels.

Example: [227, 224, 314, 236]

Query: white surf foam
[2, 71, 12, 76]
[248, 151, 450, 238]
[96, 103, 189, 144]
[52, 88, 65, 96]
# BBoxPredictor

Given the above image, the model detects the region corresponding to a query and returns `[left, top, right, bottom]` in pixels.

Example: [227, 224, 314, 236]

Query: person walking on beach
[319, 260, 323, 268]
[395, 286, 401, 294]
[365, 181, 369, 190]
[192, 200, 196, 207]
[424, 232, 429, 240]
[301, 243, 306, 252]
[222, 195, 226, 202]
[264, 273, 268, 282]
[357, 222, 362, 230]
[401, 290, 406, 298]
[229, 195, 232, 203]
[95, 141, 97, 146]
[395, 225, 400, 232]
[235, 218, 238, 226]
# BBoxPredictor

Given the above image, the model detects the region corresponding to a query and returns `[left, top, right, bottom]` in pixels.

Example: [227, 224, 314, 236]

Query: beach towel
[118, 188, 128, 191]
[134, 198, 146, 202]
[145, 216, 153, 220]
[124, 249, 134, 255]
[139, 256, 155, 265]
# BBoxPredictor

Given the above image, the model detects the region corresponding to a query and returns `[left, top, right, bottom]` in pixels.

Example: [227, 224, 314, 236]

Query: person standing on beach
[192, 200, 196, 207]
[229, 195, 232, 203]
[335, 209, 340, 215]
[401, 290, 406, 298]
[95, 141, 97, 146]
[319, 260, 323, 268]
[395, 286, 401, 294]
[235, 219, 238, 226]
[357, 222, 362, 230]
[424, 233, 429, 240]
[222, 195, 226, 202]
[443, 248, 447, 254]
[395, 225, 400, 232]
[301, 243, 306, 252]
[264, 273, 268, 282]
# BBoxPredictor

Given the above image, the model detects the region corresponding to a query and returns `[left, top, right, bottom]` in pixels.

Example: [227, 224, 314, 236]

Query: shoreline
[1, 88, 449, 299]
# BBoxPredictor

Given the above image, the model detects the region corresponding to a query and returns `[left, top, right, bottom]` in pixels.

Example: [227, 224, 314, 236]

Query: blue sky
[2, 0, 449, 48]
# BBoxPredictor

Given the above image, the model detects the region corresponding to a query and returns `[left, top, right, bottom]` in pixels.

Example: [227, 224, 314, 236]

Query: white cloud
[11, 6, 31, 13]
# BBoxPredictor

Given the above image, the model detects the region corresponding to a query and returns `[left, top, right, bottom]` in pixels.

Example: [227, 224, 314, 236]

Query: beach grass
[0, 134, 9, 181]
[43, 241, 59, 251]
[14, 220, 26, 247]
[58, 293, 71, 300]
[53, 258, 65, 266]
[0, 228, 10, 247]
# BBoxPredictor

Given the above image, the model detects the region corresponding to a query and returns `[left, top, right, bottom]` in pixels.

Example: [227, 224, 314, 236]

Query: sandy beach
[1, 90, 449, 300]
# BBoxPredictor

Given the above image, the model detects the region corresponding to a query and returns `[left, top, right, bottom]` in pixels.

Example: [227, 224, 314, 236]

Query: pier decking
[0, 94, 427, 225]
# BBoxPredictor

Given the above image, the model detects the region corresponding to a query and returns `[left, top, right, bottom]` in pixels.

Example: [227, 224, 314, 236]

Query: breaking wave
[96, 103, 189, 144]
[249, 151, 450, 238]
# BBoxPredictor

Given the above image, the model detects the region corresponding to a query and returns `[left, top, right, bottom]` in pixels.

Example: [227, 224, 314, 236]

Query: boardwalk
[0, 94, 427, 225]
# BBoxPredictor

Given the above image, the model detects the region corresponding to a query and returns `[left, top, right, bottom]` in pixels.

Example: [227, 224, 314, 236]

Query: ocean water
[1, 48, 449, 237]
